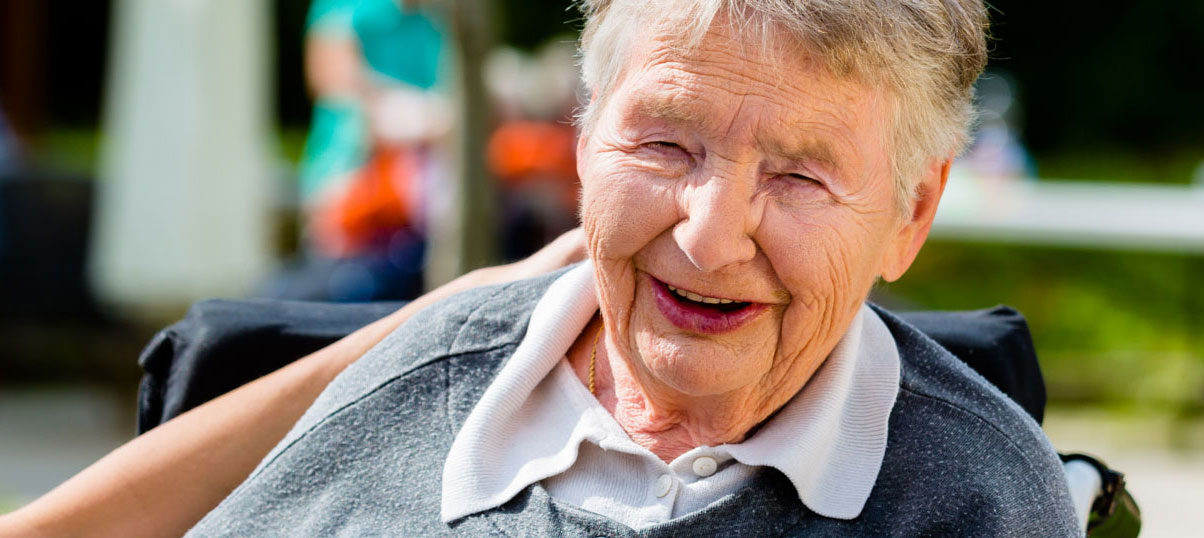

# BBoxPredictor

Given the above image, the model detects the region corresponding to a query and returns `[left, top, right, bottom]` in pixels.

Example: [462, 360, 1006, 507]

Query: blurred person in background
[956, 72, 1036, 181]
[484, 41, 583, 261]
[264, 0, 454, 302]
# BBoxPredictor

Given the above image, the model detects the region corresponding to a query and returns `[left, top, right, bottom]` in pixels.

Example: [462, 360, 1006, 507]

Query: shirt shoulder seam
[236, 341, 516, 493]
[241, 282, 525, 485]
[443, 279, 527, 355]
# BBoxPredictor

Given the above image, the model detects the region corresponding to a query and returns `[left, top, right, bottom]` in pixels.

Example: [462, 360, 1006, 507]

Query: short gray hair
[576, 0, 989, 209]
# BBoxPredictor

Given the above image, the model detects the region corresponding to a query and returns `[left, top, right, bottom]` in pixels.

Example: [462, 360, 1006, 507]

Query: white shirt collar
[441, 262, 900, 522]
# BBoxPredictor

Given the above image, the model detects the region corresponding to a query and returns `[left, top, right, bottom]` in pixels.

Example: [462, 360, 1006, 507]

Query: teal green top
[306, 0, 445, 89]
[299, 0, 448, 199]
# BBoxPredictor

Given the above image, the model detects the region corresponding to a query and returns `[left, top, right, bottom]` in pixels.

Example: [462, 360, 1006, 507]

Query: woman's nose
[672, 177, 759, 272]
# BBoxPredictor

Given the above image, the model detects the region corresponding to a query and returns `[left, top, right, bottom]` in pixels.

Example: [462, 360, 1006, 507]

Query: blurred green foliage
[880, 241, 1204, 411]
[31, 128, 101, 173]
[1037, 149, 1202, 185]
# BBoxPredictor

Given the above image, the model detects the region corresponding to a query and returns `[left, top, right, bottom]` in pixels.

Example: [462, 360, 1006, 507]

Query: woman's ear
[576, 93, 598, 180]
[576, 129, 590, 180]
[879, 157, 952, 282]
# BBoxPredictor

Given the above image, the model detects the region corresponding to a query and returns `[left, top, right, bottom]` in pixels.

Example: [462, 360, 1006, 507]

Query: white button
[692, 456, 718, 477]
[654, 473, 673, 497]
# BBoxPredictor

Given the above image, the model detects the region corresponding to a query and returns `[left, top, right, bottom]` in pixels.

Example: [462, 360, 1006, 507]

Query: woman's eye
[644, 141, 686, 153]
[786, 172, 820, 184]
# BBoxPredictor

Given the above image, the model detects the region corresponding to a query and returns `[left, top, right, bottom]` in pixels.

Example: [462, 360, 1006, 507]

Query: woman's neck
[567, 319, 808, 463]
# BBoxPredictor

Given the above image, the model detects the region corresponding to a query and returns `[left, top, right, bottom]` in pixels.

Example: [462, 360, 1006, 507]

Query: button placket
[649, 471, 676, 524]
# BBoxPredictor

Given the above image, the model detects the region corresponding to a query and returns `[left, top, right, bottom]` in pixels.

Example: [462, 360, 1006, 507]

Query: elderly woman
[189, 0, 1074, 534]
[4, 0, 1079, 536]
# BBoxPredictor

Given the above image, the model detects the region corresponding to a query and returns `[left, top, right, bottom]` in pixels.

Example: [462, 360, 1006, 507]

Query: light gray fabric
[187, 267, 1079, 537]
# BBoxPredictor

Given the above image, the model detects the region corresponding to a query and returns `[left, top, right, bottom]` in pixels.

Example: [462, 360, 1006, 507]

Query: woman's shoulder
[188, 271, 571, 535]
[364, 265, 575, 372]
[301, 267, 570, 419]
[866, 306, 1079, 536]
[863, 386, 1079, 536]
[876, 306, 1052, 454]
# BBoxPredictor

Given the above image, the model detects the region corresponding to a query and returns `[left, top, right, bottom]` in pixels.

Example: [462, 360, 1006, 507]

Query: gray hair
[575, 0, 989, 209]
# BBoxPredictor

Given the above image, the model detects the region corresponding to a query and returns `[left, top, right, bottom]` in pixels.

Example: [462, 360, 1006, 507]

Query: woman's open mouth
[649, 275, 769, 334]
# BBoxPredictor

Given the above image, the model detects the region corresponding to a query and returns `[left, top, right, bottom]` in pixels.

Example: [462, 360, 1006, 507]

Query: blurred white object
[958, 72, 1034, 181]
[372, 87, 453, 144]
[936, 170, 1204, 252]
[484, 41, 580, 121]
[91, 0, 274, 315]
[1063, 458, 1103, 532]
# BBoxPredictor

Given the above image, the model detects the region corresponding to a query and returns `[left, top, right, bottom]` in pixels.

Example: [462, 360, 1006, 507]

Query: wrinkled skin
[570, 22, 950, 462]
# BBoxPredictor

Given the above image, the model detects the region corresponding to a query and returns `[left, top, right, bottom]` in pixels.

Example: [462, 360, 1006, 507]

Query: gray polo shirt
[441, 264, 900, 528]
[187, 266, 1079, 537]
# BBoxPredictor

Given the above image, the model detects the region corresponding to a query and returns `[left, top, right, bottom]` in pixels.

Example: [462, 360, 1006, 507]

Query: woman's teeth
[666, 284, 736, 305]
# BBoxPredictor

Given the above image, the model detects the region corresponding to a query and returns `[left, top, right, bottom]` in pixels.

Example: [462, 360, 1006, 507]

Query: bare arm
[0, 229, 586, 538]
[305, 35, 362, 99]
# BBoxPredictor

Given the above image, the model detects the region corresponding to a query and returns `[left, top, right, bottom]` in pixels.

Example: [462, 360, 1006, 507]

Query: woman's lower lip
[649, 275, 769, 334]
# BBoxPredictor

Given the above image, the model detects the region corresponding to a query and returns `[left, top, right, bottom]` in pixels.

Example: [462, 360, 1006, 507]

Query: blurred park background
[0, 0, 1201, 534]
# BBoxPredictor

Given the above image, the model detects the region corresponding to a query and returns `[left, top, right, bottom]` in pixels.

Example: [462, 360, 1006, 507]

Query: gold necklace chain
[588, 323, 602, 396]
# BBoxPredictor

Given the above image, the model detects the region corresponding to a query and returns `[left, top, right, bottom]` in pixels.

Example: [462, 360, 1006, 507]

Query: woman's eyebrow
[629, 94, 707, 126]
[762, 136, 843, 176]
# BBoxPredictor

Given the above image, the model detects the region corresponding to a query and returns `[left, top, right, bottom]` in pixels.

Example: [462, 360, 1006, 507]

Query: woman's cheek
[583, 164, 680, 261]
[756, 208, 829, 299]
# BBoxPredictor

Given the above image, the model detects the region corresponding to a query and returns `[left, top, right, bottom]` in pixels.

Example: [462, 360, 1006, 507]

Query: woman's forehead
[607, 35, 887, 175]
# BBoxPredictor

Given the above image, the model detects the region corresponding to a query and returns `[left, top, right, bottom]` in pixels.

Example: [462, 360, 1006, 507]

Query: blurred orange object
[310, 147, 420, 257]
[487, 121, 577, 187]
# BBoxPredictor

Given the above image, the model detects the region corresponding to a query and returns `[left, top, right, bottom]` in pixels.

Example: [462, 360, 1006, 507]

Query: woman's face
[579, 25, 932, 399]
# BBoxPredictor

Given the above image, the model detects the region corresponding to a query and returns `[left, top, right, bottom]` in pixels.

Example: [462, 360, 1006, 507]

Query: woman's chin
[632, 330, 772, 398]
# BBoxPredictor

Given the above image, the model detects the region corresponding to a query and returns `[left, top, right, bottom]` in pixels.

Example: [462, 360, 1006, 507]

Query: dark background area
[4, 0, 1201, 169]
